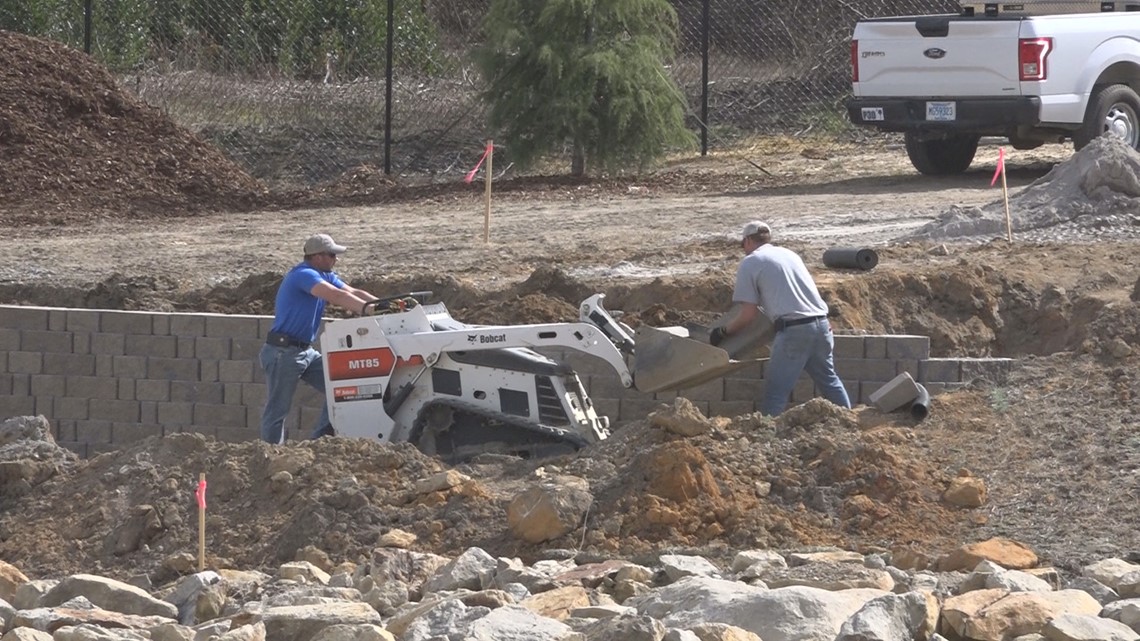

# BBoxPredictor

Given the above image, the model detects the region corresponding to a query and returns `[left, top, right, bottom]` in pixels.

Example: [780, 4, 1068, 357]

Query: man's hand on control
[709, 326, 728, 347]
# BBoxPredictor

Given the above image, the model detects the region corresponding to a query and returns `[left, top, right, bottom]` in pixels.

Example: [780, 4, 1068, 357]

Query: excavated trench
[2, 259, 1135, 361]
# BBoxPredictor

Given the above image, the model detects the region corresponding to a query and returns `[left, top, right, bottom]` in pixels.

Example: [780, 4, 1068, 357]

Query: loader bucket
[631, 317, 772, 393]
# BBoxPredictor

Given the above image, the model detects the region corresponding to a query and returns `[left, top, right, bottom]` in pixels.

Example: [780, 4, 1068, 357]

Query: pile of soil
[0, 31, 265, 224]
[0, 400, 975, 583]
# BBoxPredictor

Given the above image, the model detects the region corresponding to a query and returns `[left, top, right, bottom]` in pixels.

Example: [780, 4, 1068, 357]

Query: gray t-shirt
[732, 244, 828, 321]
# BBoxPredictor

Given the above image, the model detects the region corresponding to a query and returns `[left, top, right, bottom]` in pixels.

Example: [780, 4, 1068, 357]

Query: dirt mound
[0, 400, 979, 581]
[909, 136, 1140, 241]
[0, 31, 265, 224]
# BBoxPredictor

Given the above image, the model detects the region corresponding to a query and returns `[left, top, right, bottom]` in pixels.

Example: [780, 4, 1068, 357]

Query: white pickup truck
[846, 4, 1140, 174]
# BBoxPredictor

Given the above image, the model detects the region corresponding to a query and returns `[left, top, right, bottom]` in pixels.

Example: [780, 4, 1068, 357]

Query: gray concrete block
[35, 395, 53, 415]
[171, 381, 225, 404]
[8, 352, 43, 374]
[0, 328, 19, 351]
[859, 381, 887, 405]
[725, 377, 761, 402]
[677, 377, 725, 402]
[0, 374, 12, 395]
[112, 355, 148, 378]
[73, 332, 90, 355]
[205, 315, 262, 340]
[224, 383, 243, 405]
[48, 310, 67, 331]
[895, 360, 920, 378]
[76, 419, 113, 443]
[55, 419, 77, 441]
[960, 358, 1015, 385]
[591, 397, 620, 422]
[790, 377, 815, 403]
[0, 306, 50, 330]
[90, 399, 141, 423]
[67, 375, 119, 400]
[65, 310, 101, 332]
[12, 374, 30, 396]
[126, 335, 178, 358]
[118, 378, 135, 400]
[170, 314, 207, 338]
[0, 395, 35, 417]
[832, 335, 864, 359]
[100, 311, 153, 334]
[140, 402, 157, 425]
[232, 338, 264, 361]
[135, 379, 171, 402]
[864, 336, 888, 359]
[834, 358, 897, 382]
[193, 403, 248, 428]
[868, 372, 921, 412]
[157, 402, 194, 426]
[200, 360, 219, 383]
[243, 383, 266, 410]
[152, 315, 170, 337]
[918, 359, 962, 383]
[43, 353, 96, 376]
[587, 373, 642, 400]
[90, 333, 126, 355]
[95, 354, 114, 377]
[148, 357, 199, 381]
[177, 336, 196, 359]
[30, 375, 66, 397]
[886, 335, 931, 360]
[57, 441, 89, 458]
[219, 361, 254, 383]
[20, 330, 74, 353]
[195, 337, 232, 360]
[214, 425, 258, 443]
[112, 422, 161, 445]
[619, 397, 670, 422]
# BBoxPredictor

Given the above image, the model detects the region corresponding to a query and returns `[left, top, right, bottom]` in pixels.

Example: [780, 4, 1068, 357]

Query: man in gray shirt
[710, 221, 851, 416]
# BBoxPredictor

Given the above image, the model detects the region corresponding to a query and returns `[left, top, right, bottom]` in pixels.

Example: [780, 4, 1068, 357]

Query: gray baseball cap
[742, 221, 771, 237]
[303, 233, 347, 255]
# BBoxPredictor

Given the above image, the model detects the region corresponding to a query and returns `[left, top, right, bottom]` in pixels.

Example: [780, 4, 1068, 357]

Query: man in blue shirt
[710, 221, 851, 416]
[259, 233, 379, 444]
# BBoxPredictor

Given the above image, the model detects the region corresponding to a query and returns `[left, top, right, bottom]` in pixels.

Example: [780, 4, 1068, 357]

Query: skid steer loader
[319, 292, 771, 463]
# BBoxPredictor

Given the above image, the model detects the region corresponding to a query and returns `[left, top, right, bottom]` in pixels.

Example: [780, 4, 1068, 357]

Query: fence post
[384, 0, 395, 174]
[700, 0, 710, 155]
[84, 0, 93, 54]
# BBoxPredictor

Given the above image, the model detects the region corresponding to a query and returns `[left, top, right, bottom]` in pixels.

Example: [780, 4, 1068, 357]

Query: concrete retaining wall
[0, 305, 1013, 457]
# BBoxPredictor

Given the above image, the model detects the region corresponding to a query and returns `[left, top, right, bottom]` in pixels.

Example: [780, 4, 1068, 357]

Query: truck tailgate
[854, 17, 1025, 97]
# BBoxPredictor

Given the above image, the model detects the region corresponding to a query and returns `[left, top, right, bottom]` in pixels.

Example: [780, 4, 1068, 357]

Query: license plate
[861, 107, 885, 122]
[926, 101, 956, 121]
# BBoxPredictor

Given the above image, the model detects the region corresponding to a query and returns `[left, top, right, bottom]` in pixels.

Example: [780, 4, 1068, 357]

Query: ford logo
[924, 48, 947, 59]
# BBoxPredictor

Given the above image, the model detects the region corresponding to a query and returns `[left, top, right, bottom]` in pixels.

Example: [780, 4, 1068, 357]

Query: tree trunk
[571, 143, 586, 177]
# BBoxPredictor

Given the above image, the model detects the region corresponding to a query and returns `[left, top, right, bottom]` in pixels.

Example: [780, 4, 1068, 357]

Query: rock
[2, 629, 54, 641]
[412, 470, 470, 495]
[788, 550, 865, 567]
[649, 397, 714, 437]
[938, 538, 1039, 571]
[1120, 570, 1140, 598]
[377, 529, 417, 548]
[1083, 558, 1140, 591]
[507, 475, 592, 544]
[660, 555, 723, 582]
[756, 561, 895, 591]
[422, 547, 496, 593]
[943, 589, 1102, 641]
[1042, 613, 1140, 641]
[1101, 598, 1140, 632]
[41, 574, 178, 619]
[261, 602, 381, 641]
[467, 604, 574, 640]
[555, 560, 633, 588]
[688, 621, 762, 641]
[1063, 577, 1118, 605]
[368, 548, 449, 595]
[836, 591, 939, 641]
[519, 585, 591, 620]
[279, 561, 331, 586]
[944, 476, 988, 507]
[309, 624, 395, 641]
[731, 550, 787, 574]
[0, 560, 28, 602]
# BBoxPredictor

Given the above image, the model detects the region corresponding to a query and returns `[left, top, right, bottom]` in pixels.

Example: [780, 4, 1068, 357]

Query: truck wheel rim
[1105, 105, 1139, 147]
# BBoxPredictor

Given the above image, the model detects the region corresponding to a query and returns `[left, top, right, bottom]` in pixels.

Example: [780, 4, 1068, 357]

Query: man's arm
[310, 281, 373, 315]
[342, 284, 378, 302]
[722, 302, 759, 335]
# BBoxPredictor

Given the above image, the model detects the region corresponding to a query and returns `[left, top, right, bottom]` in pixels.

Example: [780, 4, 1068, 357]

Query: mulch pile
[0, 30, 265, 225]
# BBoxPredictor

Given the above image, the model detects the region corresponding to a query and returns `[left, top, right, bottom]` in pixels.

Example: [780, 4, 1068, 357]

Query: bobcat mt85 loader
[319, 292, 771, 463]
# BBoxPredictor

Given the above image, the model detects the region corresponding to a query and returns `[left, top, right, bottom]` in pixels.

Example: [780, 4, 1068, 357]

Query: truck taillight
[851, 39, 859, 83]
[1019, 37, 1052, 81]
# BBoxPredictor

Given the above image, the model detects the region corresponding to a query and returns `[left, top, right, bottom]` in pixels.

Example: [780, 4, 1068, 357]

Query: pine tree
[475, 0, 695, 177]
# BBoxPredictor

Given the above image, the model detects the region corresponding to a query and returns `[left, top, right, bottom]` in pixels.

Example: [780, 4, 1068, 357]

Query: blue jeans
[258, 343, 331, 443]
[762, 318, 851, 416]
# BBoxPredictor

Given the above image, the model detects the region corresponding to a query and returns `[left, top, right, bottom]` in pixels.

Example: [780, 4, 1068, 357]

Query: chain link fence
[3, 0, 957, 190]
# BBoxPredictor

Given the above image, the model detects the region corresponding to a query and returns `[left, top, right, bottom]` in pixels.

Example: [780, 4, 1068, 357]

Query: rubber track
[409, 397, 590, 462]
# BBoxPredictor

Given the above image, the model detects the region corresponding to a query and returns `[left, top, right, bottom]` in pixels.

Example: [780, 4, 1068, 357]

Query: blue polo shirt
[269, 263, 346, 343]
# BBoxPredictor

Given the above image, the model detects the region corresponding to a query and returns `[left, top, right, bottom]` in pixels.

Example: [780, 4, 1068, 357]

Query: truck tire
[904, 132, 980, 175]
[1073, 84, 1140, 151]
